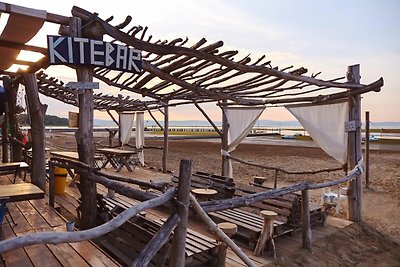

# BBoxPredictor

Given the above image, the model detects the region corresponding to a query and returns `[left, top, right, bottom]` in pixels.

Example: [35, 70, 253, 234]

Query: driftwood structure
[0, 2, 384, 265]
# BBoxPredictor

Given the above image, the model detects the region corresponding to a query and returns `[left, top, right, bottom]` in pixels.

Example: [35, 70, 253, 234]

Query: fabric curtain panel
[226, 106, 265, 152]
[119, 112, 135, 146]
[224, 106, 265, 177]
[135, 112, 145, 165]
[286, 102, 349, 164]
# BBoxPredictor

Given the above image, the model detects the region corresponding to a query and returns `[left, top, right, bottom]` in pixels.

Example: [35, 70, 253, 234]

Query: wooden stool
[217, 222, 237, 267]
[191, 188, 218, 202]
[253, 176, 267, 185]
[254, 210, 278, 257]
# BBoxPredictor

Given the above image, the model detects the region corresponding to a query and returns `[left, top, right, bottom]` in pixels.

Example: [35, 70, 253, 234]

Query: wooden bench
[97, 196, 219, 266]
[171, 171, 235, 200]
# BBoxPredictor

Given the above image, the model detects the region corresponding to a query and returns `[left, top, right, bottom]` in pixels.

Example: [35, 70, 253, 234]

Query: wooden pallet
[98, 197, 219, 266]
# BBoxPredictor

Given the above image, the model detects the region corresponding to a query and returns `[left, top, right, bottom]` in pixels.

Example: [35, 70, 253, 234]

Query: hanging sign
[66, 82, 99, 90]
[47, 35, 142, 73]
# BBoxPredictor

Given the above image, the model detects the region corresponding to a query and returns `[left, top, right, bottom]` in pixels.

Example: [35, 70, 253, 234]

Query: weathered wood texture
[162, 105, 169, 173]
[169, 159, 192, 266]
[301, 189, 312, 250]
[23, 73, 46, 191]
[190, 194, 257, 267]
[347, 64, 362, 222]
[0, 189, 175, 254]
[221, 101, 230, 177]
[70, 16, 97, 229]
[365, 111, 370, 188]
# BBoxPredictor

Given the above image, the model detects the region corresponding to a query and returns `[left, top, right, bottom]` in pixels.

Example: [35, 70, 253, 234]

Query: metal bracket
[345, 120, 361, 132]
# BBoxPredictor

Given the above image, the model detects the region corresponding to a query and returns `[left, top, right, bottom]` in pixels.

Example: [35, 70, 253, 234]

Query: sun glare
[0, 13, 9, 35]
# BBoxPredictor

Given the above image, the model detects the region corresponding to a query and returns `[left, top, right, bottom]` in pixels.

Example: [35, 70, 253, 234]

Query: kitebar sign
[47, 35, 142, 73]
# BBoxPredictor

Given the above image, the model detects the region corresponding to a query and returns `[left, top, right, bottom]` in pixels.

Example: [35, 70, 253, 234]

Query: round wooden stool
[191, 188, 218, 202]
[254, 210, 278, 257]
[217, 222, 237, 267]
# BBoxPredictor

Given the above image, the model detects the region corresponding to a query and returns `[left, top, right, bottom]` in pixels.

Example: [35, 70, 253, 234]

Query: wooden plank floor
[0, 174, 120, 267]
[3, 169, 353, 267]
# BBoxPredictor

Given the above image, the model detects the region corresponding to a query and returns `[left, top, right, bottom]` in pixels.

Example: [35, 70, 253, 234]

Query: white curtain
[135, 112, 145, 165]
[223, 106, 265, 177]
[286, 102, 349, 164]
[119, 112, 135, 145]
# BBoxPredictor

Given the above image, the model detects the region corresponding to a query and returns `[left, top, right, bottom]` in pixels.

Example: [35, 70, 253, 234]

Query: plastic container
[54, 167, 68, 194]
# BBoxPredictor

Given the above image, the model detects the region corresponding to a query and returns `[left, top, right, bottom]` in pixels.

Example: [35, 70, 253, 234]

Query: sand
[48, 134, 400, 265]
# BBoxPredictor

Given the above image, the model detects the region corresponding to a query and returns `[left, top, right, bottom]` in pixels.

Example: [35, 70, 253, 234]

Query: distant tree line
[20, 114, 68, 126]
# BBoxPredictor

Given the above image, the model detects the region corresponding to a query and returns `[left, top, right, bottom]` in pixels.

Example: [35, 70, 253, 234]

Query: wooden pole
[365, 111, 370, 189]
[23, 73, 46, 191]
[162, 104, 169, 173]
[1, 103, 9, 163]
[347, 64, 362, 222]
[169, 159, 192, 266]
[70, 17, 97, 229]
[3, 77, 21, 161]
[301, 188, 312, 251]
[221, 100, 230, 177]
[49, 162, 55, 208]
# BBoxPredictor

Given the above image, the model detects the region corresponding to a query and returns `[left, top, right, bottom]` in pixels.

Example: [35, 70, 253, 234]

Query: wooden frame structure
[0, 2, 384, 264]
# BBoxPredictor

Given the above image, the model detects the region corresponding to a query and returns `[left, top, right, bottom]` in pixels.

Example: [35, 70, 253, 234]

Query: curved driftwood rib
[72, 6, 372, 90]
[0, 188, 176, 254]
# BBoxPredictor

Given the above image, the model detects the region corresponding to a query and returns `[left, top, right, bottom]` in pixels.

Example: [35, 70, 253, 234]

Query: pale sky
[4, 0, 400, 123]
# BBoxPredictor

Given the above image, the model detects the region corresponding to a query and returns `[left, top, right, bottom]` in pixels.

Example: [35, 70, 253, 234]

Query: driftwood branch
[227, 155, 343, 175]
[201, 182, 308, 212]
[194, 101, 222, 136]
[0, 188, 176, 254]
[131, 213, 180, 267]
[190, 194, 256, 267]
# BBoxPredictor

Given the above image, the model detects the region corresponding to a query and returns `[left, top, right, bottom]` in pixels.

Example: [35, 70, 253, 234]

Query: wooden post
[70, 17, 97, 229]
[23, 73, 46, 191]
[169, 159, 192, 266]
[347, 64, 363, 222]
[301, 188, 312, 251]
[3, 77, 21, 161]
[1, 102, 9, 163]
[221, 100, 230, 177]
[217, 222, 237, 267]
[162, 104, 169, 173]
[365, 111, 370, 189]
[49, 162, 55, 208]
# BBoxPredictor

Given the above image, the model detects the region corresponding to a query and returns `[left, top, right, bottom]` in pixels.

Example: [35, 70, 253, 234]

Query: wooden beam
[146, 106, 163, 131]
[301, 189, 312, 251]
[0, 3, 70, 25]
[162, 105, 169, 173]
[70, 17, 97, 229]
[23, 73, 46, 191]
[1, 103, 9, 162]
[0, 40, 47, 54]
[194, 101, 222, 136]
[221, 101, 230, 177]
[365, 111, 370, 189]
[169, 160, 192, 266]
[347, 64, 363, 222]
[106, 110, 119, 126]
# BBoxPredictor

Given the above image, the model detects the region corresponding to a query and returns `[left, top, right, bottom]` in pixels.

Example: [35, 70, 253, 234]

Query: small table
[0, 183, 44, 202]
[191, 188, 218, 202]
[96, 148, 139, 172]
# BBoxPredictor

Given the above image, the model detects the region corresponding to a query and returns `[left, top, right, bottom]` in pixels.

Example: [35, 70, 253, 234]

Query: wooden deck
[0, 175, 120, 267]
[1, 169, 353, 267]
